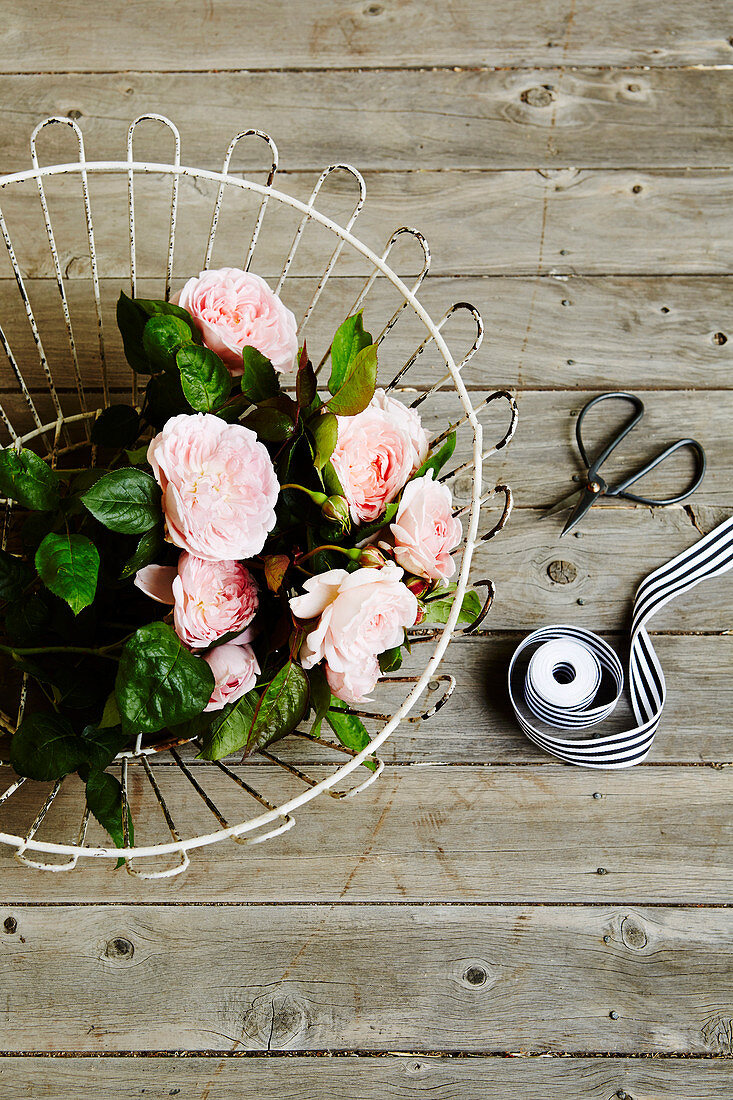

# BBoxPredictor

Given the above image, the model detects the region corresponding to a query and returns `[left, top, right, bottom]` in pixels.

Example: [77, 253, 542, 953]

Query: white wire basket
[0, 115, 517, 878]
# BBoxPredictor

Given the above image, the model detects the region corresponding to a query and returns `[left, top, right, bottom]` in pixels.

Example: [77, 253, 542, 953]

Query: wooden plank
[3, 1, 732, 70]
[0, 904, 730, 1052]
[0, 766, 730, 902]
[1, 387, 728, 512]
[0, 170, 731, 279]
[0, 1056, 729, 1098]
[1, 70, 733, 171]
[266, 634, 733, 765]
[0, 275, 730, 393]
[1, 1056, 730, 1099]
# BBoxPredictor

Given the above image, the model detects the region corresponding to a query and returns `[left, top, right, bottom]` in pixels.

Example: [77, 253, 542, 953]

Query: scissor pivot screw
[589, 481, 602, 493]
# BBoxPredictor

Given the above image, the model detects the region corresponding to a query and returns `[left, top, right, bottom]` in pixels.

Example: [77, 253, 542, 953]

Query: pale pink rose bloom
[390, 471, 463, 580]
[331, 389, 429, 525]
[289, 563, 418, 703]
[147, 413, 279, 561]
[203, 642, 260, 712]
[134, 563, 176, 604]
[172, 553, 258, 649]
[325, 659, 381, 706]
[176, 267, 298, 375]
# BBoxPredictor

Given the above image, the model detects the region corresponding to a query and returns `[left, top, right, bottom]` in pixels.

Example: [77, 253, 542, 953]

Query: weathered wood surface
[0, 1055, 729, 1098]
[1, 0, 731, 1082]
[1, 766, 730, 903]
[2, 69, 733, 170]
[1, 171, 733, 279]
[4, 0, 732, 70]
[0, 905, 731, 1053]
[0, 275, 731, 392]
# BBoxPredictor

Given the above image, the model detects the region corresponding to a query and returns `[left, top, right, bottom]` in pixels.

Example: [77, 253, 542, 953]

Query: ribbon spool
[507, 517, 733, 769]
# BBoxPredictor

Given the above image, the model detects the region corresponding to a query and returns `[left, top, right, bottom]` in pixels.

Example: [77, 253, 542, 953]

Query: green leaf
[322, 460, 344, 497]
[98, 692, 121, 730]
[81, 467, 161, 534]
[307, 665, 331, 738]
[143, 371, 190, 427]
[134, 297, 201, 334]
[10, 713, 85, 781]
[329, 312, 372, 395]
[412, 431, 457, 482]
[310, 411, 338, 470]
[116, 291, 150, 373]
[115, 622, 215, 736]
[80, 723, 128, 773]
[325, 708, 376, 770]
[4, 594, 51, 646]
[296, 345, 317, 409]
[0, 447, 59, 512]
[85, 770, 133, 852]
[91, 405, 140, 449]
[378, 644, 403, 673]
[0, 549, 33, 604]
[242, 406, 294, 442]
[354, 501, 398, 541]
[326, 343, 378, 416]
[420, 588, 482, 626]
[35, 532, 99, 615]
[125, 443, 150, 466]
[176, 344, 232, 412]
[240, 345, 280, 403]
[119, 526, 164, 580]
[199, 660, 309, 761]
[143, 314, 194, 372]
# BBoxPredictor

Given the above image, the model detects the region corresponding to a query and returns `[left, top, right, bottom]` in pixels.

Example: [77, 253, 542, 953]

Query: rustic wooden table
[0, 3, 732, 1096]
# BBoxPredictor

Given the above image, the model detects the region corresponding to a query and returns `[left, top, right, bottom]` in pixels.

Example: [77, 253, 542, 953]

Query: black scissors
[548, 392, 706, 537]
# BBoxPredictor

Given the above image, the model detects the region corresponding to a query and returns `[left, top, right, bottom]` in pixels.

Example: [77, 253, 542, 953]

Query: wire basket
[0, 115, 517, 877]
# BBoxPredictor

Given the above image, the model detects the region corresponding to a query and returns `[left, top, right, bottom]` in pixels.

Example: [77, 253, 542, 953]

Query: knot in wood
[104, 937, 134, 960]
[547, 559, 577, 585]
[621, 915, 648, 950]
[3, 916, 17, 934]
[521, 86, 555, 108]
[463, 965, 488, 987]
[713, 332, 728, 345]
[243, 986, 311, 1049]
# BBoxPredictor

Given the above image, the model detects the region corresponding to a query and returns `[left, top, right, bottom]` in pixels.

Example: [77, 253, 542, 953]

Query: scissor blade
[545, 488, 582, 517]
[560, 487, 599, 536]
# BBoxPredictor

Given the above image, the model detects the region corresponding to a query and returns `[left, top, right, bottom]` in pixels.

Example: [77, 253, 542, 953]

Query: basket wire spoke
[0, 115, 516, 873]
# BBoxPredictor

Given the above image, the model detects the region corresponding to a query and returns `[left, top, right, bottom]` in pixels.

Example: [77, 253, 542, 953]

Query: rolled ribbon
[508, 516, 733, 769]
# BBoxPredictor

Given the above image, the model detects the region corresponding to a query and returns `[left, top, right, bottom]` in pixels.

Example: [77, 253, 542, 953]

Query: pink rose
[134, 554, 258, 648]
[390, 471, 463, 580]
[147, 413, 279, 561]
[173, 553, 258, 649]
[331, 389, 428, 524]
[289, 563, 418, 703]
[203, 642, 260, 712]
[176, 267, 298, 375]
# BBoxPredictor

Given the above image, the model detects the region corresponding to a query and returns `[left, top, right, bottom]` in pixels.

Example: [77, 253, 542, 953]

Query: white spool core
[526, 639, 601, 710]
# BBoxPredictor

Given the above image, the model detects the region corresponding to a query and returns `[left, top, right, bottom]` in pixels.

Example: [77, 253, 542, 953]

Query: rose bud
[359, 545, 388, 569]
[413, 606, 426, 625]
[321, 495, 351, 531]
[405, 575, 431, 599]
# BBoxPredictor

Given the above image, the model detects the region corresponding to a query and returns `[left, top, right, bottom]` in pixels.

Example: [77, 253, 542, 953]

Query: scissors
[548, 392, 706, 537]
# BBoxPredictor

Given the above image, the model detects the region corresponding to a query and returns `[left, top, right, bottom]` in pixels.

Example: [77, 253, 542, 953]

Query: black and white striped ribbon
[508, 516, 733, 769]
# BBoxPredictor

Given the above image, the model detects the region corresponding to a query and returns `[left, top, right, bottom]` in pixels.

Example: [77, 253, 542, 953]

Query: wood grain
[0, 766, 730, 902]
[0, 275, 730, 393]
[3, 0, 732, 70]
[1, 170, 731, 280]
[2, 69, 733, 170]
[0, 904, 731, 1053]
[0, 1055, 728, 1098]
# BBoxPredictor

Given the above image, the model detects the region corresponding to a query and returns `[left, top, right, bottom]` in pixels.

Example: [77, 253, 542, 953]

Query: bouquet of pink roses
[0, 267, 479, 851]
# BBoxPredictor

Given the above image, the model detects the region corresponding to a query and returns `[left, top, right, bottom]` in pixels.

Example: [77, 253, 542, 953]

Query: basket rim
[0, 157, 487, 863]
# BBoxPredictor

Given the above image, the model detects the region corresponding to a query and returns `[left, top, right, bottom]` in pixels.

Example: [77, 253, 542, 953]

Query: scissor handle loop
[577, 391, 645, 473]
[610, 438, 707, 506]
